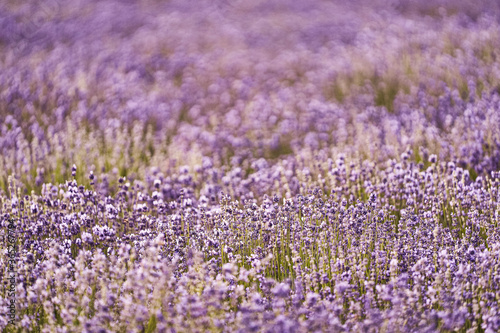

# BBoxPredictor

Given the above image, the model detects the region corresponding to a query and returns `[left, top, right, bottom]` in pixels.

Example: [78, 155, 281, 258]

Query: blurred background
[0, 0, 499, 196]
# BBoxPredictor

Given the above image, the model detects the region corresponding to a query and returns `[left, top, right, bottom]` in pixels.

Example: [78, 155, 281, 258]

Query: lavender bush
[1, 0, 500, 332]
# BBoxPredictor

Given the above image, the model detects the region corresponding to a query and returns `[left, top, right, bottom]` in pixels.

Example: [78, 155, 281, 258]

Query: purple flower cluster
[1, 0, 500, 332]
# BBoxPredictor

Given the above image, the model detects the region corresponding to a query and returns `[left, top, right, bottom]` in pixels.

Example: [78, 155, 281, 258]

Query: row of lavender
[1, 0, 500, 332]
[2, 158, 499, 331]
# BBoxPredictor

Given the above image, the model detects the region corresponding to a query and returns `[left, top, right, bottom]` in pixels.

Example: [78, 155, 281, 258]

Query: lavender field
[1, 0, 500, 332]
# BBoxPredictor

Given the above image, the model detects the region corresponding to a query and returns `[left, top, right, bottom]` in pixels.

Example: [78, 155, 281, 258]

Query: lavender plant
[1, 0, 499, 332]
